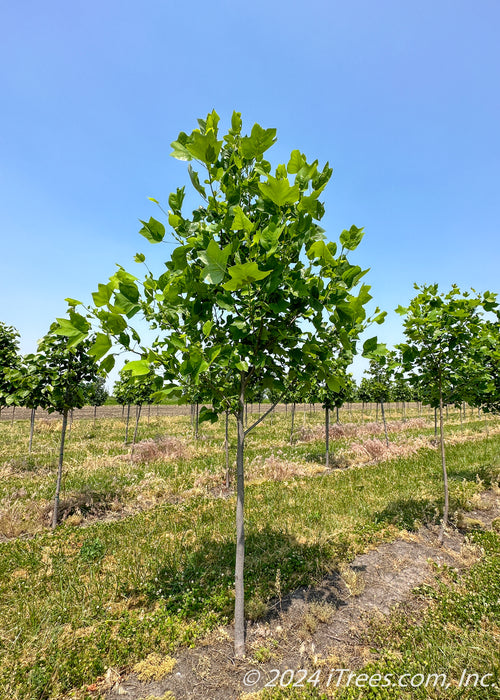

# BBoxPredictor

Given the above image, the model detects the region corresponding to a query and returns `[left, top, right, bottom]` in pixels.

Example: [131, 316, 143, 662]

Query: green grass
[0, 408, 498, 698]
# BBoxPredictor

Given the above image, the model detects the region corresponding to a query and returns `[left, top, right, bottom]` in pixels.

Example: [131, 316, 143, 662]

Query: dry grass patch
[247, 453, 325, 482]
[133, 653, 177, 681]
[130, 437, 189, 463]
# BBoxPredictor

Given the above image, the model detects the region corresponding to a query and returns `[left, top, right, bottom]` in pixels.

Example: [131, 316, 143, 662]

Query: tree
[364, 353, 392, 445]
[33, 328, 102, 528]
[56, 111, 383, 656]
[113, 367, 160, 444]
[0, 322, 21, 415]
[84, 376, 109, 424]
[397, 284, 498, 544]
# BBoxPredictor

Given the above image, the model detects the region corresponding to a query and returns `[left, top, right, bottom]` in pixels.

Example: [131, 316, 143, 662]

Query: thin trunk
[29, 408, 35, 454]
[195, 402, 199, 439]
[325, 406, 330, 468]
[380, 401, 389, 446]
[402, 401, 406, 422]
[460, 404, 463, 428]
[121, 404, 125, 419]
[93, 404, 97, 427]
[483, 409, 489, 437]
[290, 402, 296, 445]
[125, 404, 131, 444]
[376, 402, 379, 423]
[225, 410, 230, 488]
[133, 404, 142, 445]
[67, 409, 74, 440]
[234, 381, 246, 658]
[52, 409, 68, 529]
[148, 404, 151, 423]
[434, 407, 438, 437]
[438, 380, 449, 545]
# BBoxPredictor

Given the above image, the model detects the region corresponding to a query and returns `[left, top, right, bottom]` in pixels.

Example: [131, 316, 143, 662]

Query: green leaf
[170, 134, 192, 161]
[363, 337, 378, 355]
[202, 320, 213, 337]
[100, 355, 115, 373]
[395, 305, 408, 316]
[307, 240, 336, 265]
[134, 253, 146, 263]
[188, 165, 207, 198]
[240, 123, 277, 159]
[231, 206, 253, 233]
[89, 333, 112, 360]
[257, 222, 284, 253]
[340, 225, 365, 251]
[222, 262, 271, 291]
[122, 360, 151, 376]
[139, 217, 165, 244]
[103, 313, 127, 335]
[326, 376, 341, 392]
[53, 318, 86, 339]
[64, 298, 82, 307]
[119, 282, 139, 303]
[259, 176, 300, 207]
[199, 239, 232, 285]
[198, 406, 219, 424]
[235, 360, 249, 372]
[186, 130, 222, 164]
[287, 149, 306, 174]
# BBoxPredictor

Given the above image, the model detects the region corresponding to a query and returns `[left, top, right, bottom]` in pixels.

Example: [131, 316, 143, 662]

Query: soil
[100, 489, 500, 700]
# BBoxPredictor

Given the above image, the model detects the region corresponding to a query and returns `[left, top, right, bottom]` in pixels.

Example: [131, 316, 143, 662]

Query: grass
[0, 406, 498, 698]
[258, 529, 500, 699]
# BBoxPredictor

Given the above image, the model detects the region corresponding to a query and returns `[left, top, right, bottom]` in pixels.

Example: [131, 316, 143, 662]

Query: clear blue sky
[1, 0, 499, 383]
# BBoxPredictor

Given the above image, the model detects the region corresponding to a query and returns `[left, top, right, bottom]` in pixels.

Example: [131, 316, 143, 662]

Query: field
[0, 403, 499, 699]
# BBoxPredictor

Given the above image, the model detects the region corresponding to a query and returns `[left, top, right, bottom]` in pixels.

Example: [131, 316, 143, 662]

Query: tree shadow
[373, 497, 438, 531]
[134, 525, 344, 621]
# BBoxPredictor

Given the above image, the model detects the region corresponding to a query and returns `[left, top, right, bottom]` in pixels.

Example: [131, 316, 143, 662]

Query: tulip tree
[0, 322, 21, 415]
[56, 111, 383, 657]
[397, 284, 498, 544]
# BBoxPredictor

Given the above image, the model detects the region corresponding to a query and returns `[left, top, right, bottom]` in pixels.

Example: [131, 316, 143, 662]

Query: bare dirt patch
[99, 490, 500, 700]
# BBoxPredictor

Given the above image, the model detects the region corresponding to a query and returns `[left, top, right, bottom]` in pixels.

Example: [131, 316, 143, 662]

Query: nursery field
[0, 404, 499, 699]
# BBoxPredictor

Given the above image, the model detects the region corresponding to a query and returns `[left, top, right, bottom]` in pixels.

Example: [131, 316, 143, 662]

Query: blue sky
[1, 0, 499, 384]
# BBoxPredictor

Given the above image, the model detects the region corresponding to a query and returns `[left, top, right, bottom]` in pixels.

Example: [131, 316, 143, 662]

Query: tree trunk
[438, 382, 449, 545]
[380, 401, 389, 446]
[325, 406, 330, 468]
[121, 404, 125, 419]
[52, 409, 68, 529]
[93, 404, 97, 427]
[234, 382, 246, 658]
[376, 402, 379, 423]
[133, 404, 142, 445]
[148, 404, 151, 423]
[125, 404, 131, 444]
[434, 407, 438, 437]
[290, 402, 296, 445]
[225, 409, 230, 488]
[195, 402, 199, 439]
[29, 408, 36, 454]
[67, 409, 74, 440]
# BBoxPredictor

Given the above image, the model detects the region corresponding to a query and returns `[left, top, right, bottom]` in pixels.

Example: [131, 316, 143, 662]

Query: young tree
[0, 322, 21, 417]
[364, 354, 393, 445]
[84, 376, 109, 424]
[56, 111, 383, 656]
[397, 284, 498, 544]
[31, 328, 102, 528]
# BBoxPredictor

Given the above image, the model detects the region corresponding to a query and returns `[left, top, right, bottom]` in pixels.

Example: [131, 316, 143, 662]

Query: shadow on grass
[135, 526, 337, 621]
[374, 498, 438, 531]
